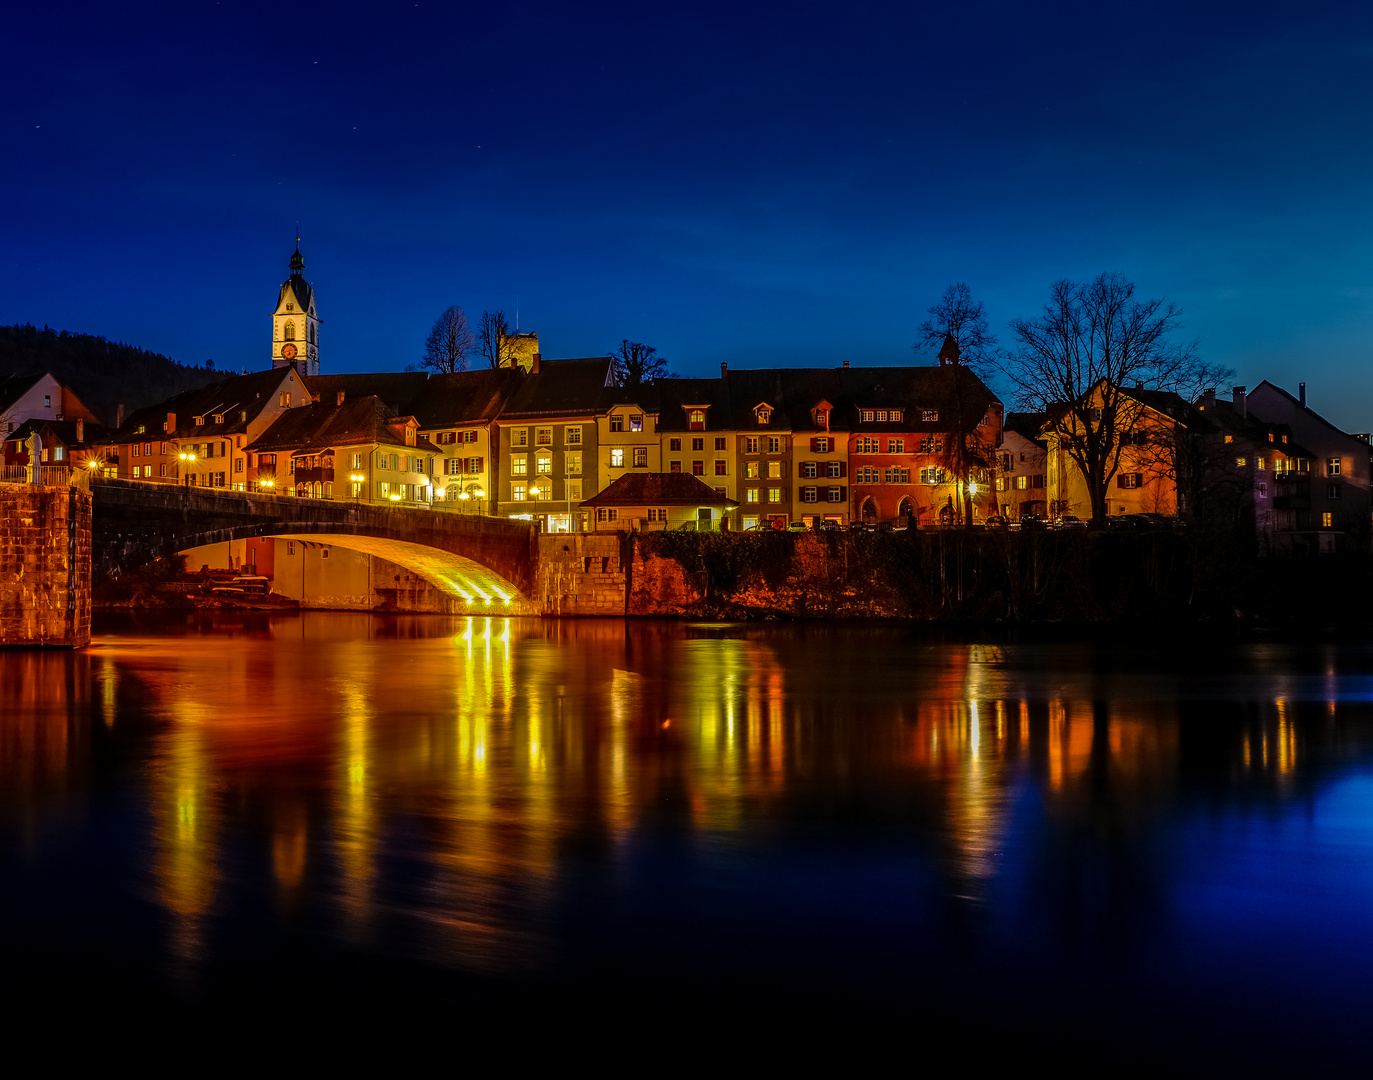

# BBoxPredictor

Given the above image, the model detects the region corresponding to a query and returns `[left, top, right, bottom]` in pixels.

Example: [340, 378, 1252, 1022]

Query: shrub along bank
[625, 528, 1372, 623]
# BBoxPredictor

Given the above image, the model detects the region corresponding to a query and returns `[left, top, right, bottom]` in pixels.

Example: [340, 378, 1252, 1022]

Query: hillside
[0, 324, 224, 426]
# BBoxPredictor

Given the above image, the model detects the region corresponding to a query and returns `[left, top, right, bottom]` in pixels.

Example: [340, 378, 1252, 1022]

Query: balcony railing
[0, 464, 90, 490]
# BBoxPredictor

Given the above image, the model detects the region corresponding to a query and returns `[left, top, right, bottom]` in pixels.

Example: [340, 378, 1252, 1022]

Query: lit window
[891, 410, 903, 423]
[767, 488, 782, 502]
[768, 461, 782, 479]
[1224, 435, 1233, 444]
[922, 410, 938, 422]
[630, 415, 643, 432]
[513, 429, 528, 447]
[689, 409, 705, 430]
[536, 456, 553, 475]
[1322, 512, 1333, 527]
[512, 483, 526, 501]
[746, 488, 759, 503]
[887, 438, 904, 453]
[512, 455, 528, 475]
[1236, 457, 1247, 468]
[860, 410, 874, 422]
[1327, 457, 1342, 476]
[876, 410, 888, 422]
[566, 453, 582, 475]
[566, 480, 582, 501]
[611, 448, 624, 467]
[633, 447, 648, 467]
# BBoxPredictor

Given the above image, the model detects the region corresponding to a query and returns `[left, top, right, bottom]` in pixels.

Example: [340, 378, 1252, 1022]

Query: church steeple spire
[289, 237, 304, 275]
[272, 236, 319, 378]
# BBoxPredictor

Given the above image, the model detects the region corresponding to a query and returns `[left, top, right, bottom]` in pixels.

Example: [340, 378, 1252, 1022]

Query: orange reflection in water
[5, 618, 1349, 980]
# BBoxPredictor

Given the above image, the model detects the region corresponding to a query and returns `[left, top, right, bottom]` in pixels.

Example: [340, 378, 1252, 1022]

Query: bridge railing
[1, 464, 90, 490]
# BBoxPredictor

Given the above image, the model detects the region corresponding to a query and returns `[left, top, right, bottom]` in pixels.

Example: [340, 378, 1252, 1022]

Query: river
[2, 612, 1370, 1063]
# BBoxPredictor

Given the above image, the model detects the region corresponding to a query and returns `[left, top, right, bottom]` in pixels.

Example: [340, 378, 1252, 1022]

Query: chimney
[165, 411, 177, 434]
[116, 403, 125, 429]
[1202, 387, 1216, 410]
[336, 390, 345, 407]
[720, 362, 728, 377]
[75, 419, 83, 444]
[1233, 385, 1246, 419]
[531, 352, 541, 375]
[843, 360, 850, 369]
[1299, 382, 1307, 407]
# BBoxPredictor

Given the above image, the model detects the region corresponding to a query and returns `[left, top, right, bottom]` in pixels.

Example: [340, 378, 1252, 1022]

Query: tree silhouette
[421, 305, 474, 373]
[611, 340, 672, 386]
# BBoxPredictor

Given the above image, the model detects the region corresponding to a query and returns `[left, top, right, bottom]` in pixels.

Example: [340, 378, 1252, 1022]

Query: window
[1032, 475, 1046, 488]
[1236, 457, 1247, 468]
[611, 448, 624, 468]
[860, 410, 874, 422]
[1328, 484, 1342, 499]
[466, 456, 484, 474]
[439, 431, 456, 444]
[746, 488, 759, 503]
[815, 409, 829, 427]
[234, 458, 243, 473]
[1257, 482, 1268, 498]
[566, 480, 582, 501]
[714, 459, 727, 476]
[214, 415, 223, 425]
[692, 437, 704, 451]
[1322, 512, 1334, 528]
[756, 406, 772, 425]
[159, 463, 167, 477]
[856, 437, 880, 454]
[195, 416, 204, 426]
[512, 483, 526, 501]
[1015, 475, 1029, 490]
[464, 430, 479, 444]
[597, 507, 618, 522]
[922, 410, 938, 422]
[280, 392, 291, 407]
[647, 508, 660, 522]
[1257, 457, 1266, 471]
[891, 410, 903, 423]
[812, 437, 832, 453]
[883, 467, 910, 484]
[767, 436, 782, 453]
[378, 482, 389, 499]
[536, 427, 553, 446]
[827, 487, 843, 503]
[44, 395, 51, 408]
[610, 415, 624, 432]
[876, 410, 888, 422]
[351, 453, 363, 470]
[920, 467, 947, 485]
[259, 454, 276, 468]
[688, 409, 706, 431]
[284, 320, 296, 341]
[447, 458, 462, 475]
[512, 429, 528, 447]
[715, 437, 727, 451]
[566, 452, 582, 475]
[512, 455, 528, 475]
[826, 461, 843, 478]
[801, 487, 818, 503]
[670, 461, 682, 473]
[767, 461, 782, 479]
[744, 437, 759, 454]
[162, 443, 170, 455]
[1224, 435, 1234, 444]
[1117, 473, 1143, 489]
[887, 438, 904, 454]
[669, 438, 682, 451]
[919, 436, 944, 454]
[132, 444, 140, 459]
[857, 467, 879, 484]
[1327, 457, 1342, 476]
[996, 477, 1008, 492]
[536, 456, 553, 475]
[633, 447, 648, 468]
[692, 460, 704, 476]
[802, 461, 818, 479]
[767, 488, 783, 503]
[745, 460, 760, 479]
[630, 415, 643, 432]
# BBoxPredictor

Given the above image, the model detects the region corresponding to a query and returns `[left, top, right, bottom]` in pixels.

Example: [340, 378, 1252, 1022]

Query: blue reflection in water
[0, 614, 1369, 1061]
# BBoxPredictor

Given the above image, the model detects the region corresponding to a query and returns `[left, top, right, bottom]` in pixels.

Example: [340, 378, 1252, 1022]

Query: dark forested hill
[0, 324, 224, 426]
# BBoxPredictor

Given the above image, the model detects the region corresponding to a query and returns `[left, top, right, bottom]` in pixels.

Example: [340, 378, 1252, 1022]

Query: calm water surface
[3, 613, 1371, 1062]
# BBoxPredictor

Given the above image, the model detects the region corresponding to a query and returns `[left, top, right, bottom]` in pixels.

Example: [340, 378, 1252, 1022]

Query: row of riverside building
[2, 244, 1368, 550]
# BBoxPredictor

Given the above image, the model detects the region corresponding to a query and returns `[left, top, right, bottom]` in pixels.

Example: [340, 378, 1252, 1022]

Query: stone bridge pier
[0, 483, 92, 647]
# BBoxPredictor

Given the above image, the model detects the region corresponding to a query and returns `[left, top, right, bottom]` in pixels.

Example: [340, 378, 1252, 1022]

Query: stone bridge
[91, 478, 537, 609]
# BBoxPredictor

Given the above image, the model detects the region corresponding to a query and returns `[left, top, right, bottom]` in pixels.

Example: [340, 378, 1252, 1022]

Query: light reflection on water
[1, 613, 1371, 1056]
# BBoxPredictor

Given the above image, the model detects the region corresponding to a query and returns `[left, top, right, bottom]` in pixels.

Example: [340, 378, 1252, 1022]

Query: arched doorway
[896, 496, 912, 522]
[861, 497, 878, 523]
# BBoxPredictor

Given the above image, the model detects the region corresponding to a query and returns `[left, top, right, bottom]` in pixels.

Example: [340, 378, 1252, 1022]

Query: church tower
[272, 240, 319, 377]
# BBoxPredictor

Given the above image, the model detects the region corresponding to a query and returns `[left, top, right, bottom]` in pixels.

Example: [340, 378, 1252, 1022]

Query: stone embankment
[0, 484, 92, 647]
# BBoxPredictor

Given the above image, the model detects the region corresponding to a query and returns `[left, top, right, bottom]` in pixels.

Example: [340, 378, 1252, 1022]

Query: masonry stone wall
[0, 485, 92, 648]
[535, 533, 627, 615]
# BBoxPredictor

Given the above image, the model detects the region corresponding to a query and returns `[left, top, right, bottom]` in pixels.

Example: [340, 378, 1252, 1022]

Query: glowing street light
[178, 449, 197, 487]
[349, 473, 365, 502]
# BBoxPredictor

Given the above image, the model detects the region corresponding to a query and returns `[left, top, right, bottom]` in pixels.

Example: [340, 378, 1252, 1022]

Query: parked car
[985, 515, 1008, 529]
[1053, 514, 1088, 530]
[1019, 512, 1046, 530]
[815, 519, 843, 532]
[787, 521, 808, 532]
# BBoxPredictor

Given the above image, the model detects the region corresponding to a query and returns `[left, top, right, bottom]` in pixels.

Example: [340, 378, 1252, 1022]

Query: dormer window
[214, 414, 224, 424]
[891, 410, 902, 423]
[755, 404, 772, 425]
[688, 409, 706, 431]
[195, 416, 205, 426]
[406, 427, 417, 447]
[922, 410, 938, 422]
[814, 409, 828, 426]
[286, 303, 294, 312]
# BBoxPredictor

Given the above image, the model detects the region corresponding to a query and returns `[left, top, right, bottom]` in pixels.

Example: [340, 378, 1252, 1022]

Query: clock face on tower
[281, 343, 298, 360]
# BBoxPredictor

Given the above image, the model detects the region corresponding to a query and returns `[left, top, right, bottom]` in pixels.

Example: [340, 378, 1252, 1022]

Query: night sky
[6, 1, 1373, 427]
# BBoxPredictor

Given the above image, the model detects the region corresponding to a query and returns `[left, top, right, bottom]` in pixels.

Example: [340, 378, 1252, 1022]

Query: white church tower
[272, 240, 319, 377]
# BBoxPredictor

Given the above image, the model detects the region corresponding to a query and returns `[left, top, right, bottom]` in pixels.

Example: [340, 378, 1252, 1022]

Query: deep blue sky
[6, 1, 1373, 427]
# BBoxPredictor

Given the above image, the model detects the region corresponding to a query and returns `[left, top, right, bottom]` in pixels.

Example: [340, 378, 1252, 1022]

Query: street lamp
[178, 449, 197, 487]
[350, 473, 365, 503]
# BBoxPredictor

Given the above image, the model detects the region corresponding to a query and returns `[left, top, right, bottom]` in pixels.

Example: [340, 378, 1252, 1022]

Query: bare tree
[1005, 272, 1221, 525]
[421, 305, 474, 374]
[611, 340, 673, 386]
[914, 282, 998, 379]
[477, 311, 519, 369]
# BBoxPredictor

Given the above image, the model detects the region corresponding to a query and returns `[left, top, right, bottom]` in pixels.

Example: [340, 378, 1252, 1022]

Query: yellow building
[411, 369, 523, 516]
[1043, 383, 1186, 520]
[597, 393, 662, 493]
[580, 473, 738, 532]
